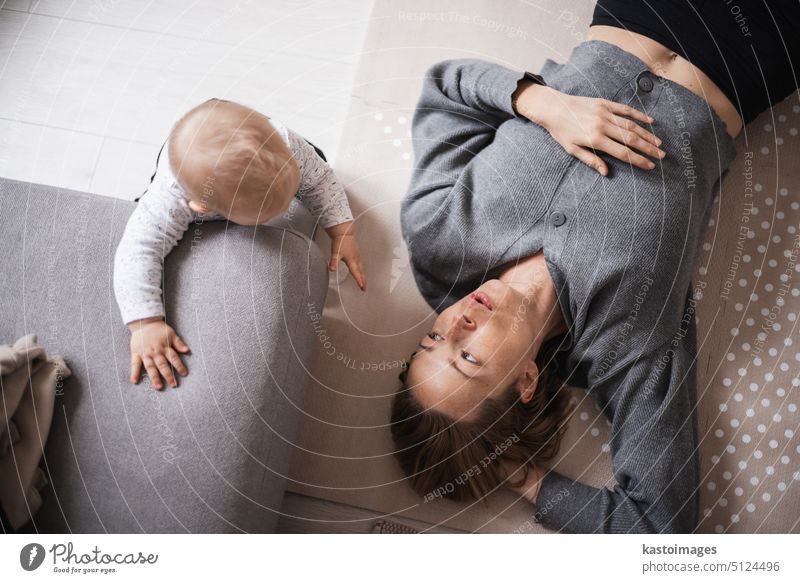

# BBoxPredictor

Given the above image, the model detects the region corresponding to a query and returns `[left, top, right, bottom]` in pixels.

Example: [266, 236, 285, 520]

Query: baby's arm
[113, 150, 195, 388]
[287, 128, 365, 290]
[114, 182, 192, 323]
[286, 128, 353, 230]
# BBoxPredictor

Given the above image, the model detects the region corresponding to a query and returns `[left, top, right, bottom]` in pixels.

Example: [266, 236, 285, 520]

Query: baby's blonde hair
[168, 99, 298, 221]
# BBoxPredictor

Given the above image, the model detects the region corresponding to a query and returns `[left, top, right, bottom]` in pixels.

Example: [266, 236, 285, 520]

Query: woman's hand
[128, 317, 190, 390]
[498, 457, 546, 505]
[512, 81, 665, 175]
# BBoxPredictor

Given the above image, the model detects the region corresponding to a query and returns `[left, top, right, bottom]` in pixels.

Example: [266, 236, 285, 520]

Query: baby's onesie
[113, 117, 352, 325]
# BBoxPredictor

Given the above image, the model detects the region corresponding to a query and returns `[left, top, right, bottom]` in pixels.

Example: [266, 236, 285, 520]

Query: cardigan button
[637, 73, 654, 93]
[550, 210, 566, 227]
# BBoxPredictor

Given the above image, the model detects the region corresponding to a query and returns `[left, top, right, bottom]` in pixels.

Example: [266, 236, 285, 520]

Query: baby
[114, 98, 365, 390]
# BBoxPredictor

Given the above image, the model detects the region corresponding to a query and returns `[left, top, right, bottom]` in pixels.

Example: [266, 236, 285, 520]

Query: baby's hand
[128, 317, 190, 390]
[326, 222, 366, 291]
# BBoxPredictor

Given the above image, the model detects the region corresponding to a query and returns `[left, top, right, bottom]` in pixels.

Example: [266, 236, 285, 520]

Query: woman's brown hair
[390, 338, 574, 505]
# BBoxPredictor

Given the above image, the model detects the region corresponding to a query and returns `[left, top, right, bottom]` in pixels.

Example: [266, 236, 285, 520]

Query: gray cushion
[0, 178, 329, 533]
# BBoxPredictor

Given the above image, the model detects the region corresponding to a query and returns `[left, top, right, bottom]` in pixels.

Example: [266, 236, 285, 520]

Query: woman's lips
[470, 291, 493, 310]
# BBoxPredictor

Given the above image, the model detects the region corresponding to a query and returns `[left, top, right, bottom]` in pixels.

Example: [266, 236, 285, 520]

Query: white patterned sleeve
[113, 146, 196, 325]
[286, 127, 353, 229]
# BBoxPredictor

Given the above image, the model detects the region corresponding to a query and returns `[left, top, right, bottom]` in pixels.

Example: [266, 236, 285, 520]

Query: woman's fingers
[142, 357, 164, 390]
[153, 354, 177, 388]
[548, 97, 667, 174]
[609, 113, 662, 148]
[607, 100, 654, 125]
[130, 354, 143, 384]
[564, 143, 608, 175]
[605, 122, 665, 160]
[598, 136, 656, 170]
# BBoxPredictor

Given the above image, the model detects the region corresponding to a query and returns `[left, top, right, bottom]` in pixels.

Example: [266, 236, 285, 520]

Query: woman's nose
[451, 313, 476, 331]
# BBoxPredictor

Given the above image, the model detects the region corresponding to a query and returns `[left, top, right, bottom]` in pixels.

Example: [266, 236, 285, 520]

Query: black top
[592, 0, 800, 125]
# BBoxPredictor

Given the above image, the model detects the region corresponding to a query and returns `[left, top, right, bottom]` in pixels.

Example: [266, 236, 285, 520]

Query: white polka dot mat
[693, 101, 800, 533]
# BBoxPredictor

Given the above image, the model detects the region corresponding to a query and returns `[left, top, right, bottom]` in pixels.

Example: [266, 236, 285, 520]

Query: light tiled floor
[0, 0, 372, 199]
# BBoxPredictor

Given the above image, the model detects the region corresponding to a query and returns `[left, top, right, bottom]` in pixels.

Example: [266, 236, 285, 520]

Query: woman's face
[406, 279, 544, 421]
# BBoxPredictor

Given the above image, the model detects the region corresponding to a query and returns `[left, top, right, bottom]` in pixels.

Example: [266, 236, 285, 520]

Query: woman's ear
[515, 360, 540, 404]
[188, 199, 210, 213]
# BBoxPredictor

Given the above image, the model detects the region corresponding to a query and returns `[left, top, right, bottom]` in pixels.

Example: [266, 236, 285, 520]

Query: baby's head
[168, 99, 300, 225]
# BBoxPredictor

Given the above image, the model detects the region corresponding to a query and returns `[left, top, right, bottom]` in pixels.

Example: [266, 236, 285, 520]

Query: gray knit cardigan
[400, 49, 736, 533]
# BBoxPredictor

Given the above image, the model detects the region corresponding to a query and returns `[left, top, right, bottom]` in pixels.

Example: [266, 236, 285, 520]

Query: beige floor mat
[286, 0, 800, 533]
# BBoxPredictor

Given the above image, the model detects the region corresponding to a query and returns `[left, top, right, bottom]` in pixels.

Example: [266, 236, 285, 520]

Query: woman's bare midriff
[587, 25, 742, 139]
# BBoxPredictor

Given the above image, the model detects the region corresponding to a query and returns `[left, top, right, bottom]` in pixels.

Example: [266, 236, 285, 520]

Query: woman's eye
[428, 332, 443, 341]
[461, 351, 478, 365]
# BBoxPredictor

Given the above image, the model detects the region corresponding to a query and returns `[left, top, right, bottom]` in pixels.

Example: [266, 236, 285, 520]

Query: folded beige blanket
[0, 334, 70, 530]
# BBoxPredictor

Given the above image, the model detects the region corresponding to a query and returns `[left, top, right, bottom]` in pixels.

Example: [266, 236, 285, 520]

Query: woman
[390, 1, 799, 534]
